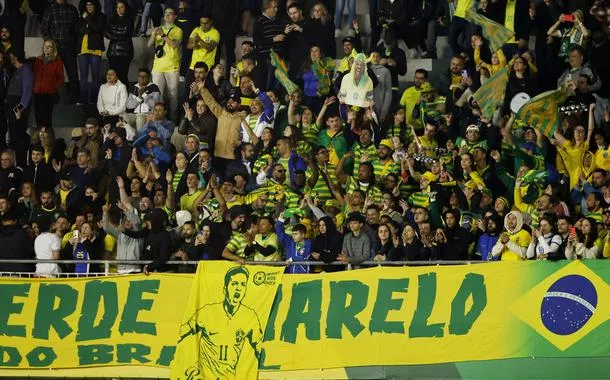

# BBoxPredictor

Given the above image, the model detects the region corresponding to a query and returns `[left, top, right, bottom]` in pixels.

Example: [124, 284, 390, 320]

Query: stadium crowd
[0, 0, 609, 276]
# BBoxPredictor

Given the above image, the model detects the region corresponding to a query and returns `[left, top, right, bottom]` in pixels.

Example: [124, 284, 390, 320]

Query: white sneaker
[347, 28, 355, 37]
[179, 76, 185, 82]
[407, 48, 417, 59]
[335, 29, 342, 38]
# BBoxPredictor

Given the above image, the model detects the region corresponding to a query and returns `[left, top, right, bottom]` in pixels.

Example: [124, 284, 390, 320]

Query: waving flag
[465, 9, 514, 52]
[516, 87, 569, 137]
[270, 49, 299, 95]
[473, 64, 510, 120]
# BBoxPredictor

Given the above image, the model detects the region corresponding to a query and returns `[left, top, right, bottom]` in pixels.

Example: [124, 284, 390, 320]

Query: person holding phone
[5, 51, 33, 167]
[547, 10, 590, 62]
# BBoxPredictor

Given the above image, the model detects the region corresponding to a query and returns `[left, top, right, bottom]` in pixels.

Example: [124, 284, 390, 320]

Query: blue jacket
[476, 233, 499, 261]
[135, 119, 175, 153]
[275, 221, 311, 274]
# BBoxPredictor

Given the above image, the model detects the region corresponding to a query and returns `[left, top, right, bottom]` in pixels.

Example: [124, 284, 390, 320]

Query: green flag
[473, 64, 510, 120]
[465, 9, 514, 52]
[515, 87, 569, 137]
[270, 49, 299, 95]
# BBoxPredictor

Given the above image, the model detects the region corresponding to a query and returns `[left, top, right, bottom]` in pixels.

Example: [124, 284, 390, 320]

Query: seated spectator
[124, 68, 161, 130]
[135, 102, 175, 153]
[97, 69, 128, 126]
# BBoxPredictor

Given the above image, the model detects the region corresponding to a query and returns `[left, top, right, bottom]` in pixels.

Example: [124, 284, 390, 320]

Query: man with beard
[225, 143, 256, 191]
[31, 190, 65, 222]
[0, 27, 13, 69]
[170, 221, 203, 272]
[339, 161, 383, 205]
[371, 139, 400, 180]
[305, 146, 339, 204]
[222, 213, 258, 264]
[551, 215, 571, 261]
[284, 3, 308, 81]
[185, 62, 208, 104]
[200, 87, 242, 176]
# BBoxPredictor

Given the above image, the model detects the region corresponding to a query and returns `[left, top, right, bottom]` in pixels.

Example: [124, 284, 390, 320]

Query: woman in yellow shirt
[553, 106, 595, 189]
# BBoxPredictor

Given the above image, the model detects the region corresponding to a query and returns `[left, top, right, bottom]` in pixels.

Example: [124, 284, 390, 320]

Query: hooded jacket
[124, 208, 171, 272]
[76, 2, 106, 52]
[0, 225, 35, 272]
[491, 211, 532, 260]
[97, 80, 128, 116]
[436, 209, 472, 260]
[476, 212, 503, 260]
[370, 63, 392, 123]
[103, 209, 143, 273]
[311, 216, 343, 271]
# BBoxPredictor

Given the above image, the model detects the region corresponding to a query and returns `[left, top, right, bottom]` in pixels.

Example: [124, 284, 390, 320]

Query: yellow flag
[170, 262, 284, 380]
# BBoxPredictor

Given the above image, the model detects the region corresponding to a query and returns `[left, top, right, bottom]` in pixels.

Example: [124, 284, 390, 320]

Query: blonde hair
[310, 2, 329, 25]
[41, 39, 58, 60]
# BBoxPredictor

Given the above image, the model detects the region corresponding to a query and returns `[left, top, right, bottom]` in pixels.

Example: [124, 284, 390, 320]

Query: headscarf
[312, 216, 341, 253]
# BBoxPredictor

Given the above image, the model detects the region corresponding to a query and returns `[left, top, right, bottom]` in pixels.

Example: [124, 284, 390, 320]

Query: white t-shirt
[34, 232, 61, 275]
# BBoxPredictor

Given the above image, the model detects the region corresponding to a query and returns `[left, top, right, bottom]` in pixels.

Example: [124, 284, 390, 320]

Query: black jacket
[76, 11, 106, 52]
[0, 225, 35, 272]
[303, 17, 336, 59]
[310, 216, 343, 271]
[0, 166, 22, 197]
[436, 226, 472, 260]
[398, 239, 430, 261]
[60, 235, 104, 272]
[22, 162, 56, 192]
[105, 14, 134, 58]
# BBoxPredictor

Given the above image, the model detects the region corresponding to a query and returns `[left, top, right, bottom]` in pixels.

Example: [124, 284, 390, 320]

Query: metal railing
[0, 259, 488, 277]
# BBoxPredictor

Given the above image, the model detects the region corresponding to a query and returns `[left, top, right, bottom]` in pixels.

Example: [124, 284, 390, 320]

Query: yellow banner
[0, 274, 191, 369]
[2, 261, 610, 378]
[171, 262, 284, 380]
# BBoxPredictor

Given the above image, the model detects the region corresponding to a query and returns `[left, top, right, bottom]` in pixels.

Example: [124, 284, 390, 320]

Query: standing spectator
[399, 69, 428, 129]
[557, 47, 601, 93]
[76, 0, 106, 105]
[176, 1, 195, 78]
[33, 39, 64, 128]
[187, 15, 219, 90]
[547, 11, 589, 63]
[0, 27, 13, 70]
[253, 0, 285, 90]
[374, 27, 407, 109]
[139, 0, 164, 36]
[284, 3, 309, 81]
[0, 209, 34, 273]
[339, 212, 371, 265]
[6, 51, 33, 167]
[301, 46, 335, 114]
[105, 0, 134, 87]
[276, 220, 312, 273]
[209, 0, 240, 70]
[149, 7, 183, 122]
[448, 0, 474, 54]
[180, 99, 217, 152]
[97, 69, 128, 126]
[333, 0, 355, 38]
[529, 0, 562, 91]
[200, 88, 243, 175]
[0, 53, 7, 150]
[369, 51, 392, 124]
[304, 3, 335, 59]
[125, 68, 162, 130]
[34, 215, 62, 276]
[41, 0, 79, 102]
[22, 145, 56, 192]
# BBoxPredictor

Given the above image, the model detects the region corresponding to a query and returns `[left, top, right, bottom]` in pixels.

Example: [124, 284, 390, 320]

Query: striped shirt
[226, 231, 249, 258]
[253, 233, 281, 262]
[346, 177, 383, 204]
[408, 191, 430, 208]
[372, 159, 400, 180]
[305, 164, 337, 203]
[352, 143, 379, 165]
[303, 123, 321, 145]
[253, 14, 284, 56]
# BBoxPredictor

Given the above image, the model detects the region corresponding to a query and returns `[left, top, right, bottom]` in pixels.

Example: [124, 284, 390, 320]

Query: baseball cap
[466, 124, 480, 133]
[71, 127, 84, 139]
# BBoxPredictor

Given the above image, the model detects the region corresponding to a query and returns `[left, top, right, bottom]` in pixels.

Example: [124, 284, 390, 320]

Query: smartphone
[569, 226, 576, 239]
[563, 14, 575, 22]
